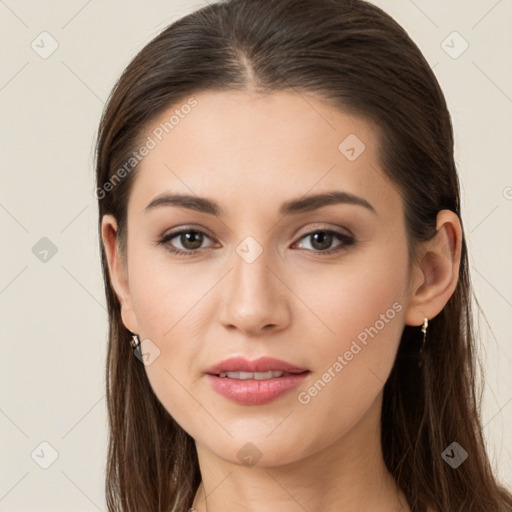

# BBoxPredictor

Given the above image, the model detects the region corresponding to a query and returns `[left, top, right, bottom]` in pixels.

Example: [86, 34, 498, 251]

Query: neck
[191, 392, 410, 512]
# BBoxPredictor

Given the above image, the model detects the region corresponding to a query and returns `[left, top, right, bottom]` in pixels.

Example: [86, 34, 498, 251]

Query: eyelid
[159, 224, 215, 241]
[293, 222, 354, 240]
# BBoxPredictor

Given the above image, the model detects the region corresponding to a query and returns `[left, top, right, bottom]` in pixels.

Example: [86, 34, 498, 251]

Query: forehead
[128, 90, 400, 220]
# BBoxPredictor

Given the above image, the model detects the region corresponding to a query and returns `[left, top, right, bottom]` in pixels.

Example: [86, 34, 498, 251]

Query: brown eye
[295, 229, 355, 254]
[177, 231, 204, 250]
[158, 229, 214, 255]
[310, 231, 334, 251]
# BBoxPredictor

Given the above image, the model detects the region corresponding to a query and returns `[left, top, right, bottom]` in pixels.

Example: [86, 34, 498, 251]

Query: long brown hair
[94, 0, 512, 510]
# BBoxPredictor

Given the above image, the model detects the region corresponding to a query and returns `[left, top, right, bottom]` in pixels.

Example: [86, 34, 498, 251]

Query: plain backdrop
[1, 0, 511, 510]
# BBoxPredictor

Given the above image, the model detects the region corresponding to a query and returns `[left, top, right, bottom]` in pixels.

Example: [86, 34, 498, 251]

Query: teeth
[218, 371, 288, 380]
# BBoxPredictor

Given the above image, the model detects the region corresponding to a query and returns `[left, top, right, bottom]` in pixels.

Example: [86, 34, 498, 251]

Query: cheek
[128, 243, 205, 337]
[294, 245, 408, 351]
[127, 257, 210, 435]
[289, 258, 407, 451]
[291, 245, 408, 403]
[126, 246, 218, 418]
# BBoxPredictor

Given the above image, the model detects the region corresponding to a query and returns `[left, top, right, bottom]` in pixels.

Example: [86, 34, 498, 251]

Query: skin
[102, 90, 462, 512]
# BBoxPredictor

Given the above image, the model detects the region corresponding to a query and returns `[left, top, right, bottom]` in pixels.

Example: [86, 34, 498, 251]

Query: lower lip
[206, 372, 310, 405]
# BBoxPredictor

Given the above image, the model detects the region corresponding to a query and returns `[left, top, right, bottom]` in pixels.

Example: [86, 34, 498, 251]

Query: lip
[204, 356, 309, 375]
[206, 372, 310, 405]
[204, 356, 310, 406]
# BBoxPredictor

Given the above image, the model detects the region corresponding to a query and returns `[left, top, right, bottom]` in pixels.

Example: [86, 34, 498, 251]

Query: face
[107, 90, 417, 466]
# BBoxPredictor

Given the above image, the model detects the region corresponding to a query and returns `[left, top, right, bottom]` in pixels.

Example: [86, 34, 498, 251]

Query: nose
[218, 246, 291, 336]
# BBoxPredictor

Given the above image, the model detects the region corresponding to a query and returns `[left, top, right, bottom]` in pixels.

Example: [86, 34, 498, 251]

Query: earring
[419, 317, 428, 356]
[130, 333, 141, 358]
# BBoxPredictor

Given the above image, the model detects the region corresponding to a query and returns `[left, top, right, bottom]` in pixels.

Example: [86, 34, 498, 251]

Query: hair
[94, 0, 512, 511]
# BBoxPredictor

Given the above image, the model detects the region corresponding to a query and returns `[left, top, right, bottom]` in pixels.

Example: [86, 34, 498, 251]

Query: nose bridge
[232, 241, 272, 296]
[219, 237, 290, 333]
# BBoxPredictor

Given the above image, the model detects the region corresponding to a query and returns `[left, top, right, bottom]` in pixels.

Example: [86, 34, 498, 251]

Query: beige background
[1, 0, 511, 510]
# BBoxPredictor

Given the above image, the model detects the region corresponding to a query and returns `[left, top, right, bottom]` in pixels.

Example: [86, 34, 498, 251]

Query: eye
[158, 228, 215, 256]
[157, 227, 355, 257]
[294, 229, 355, 254]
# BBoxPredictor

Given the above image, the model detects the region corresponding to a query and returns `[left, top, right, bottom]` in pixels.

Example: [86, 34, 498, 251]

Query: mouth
[204, 356, 310, 405]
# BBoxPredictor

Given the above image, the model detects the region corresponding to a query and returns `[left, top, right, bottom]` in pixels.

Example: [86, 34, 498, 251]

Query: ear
[101, 214, 140, 334]
[404, 209, 463, 327]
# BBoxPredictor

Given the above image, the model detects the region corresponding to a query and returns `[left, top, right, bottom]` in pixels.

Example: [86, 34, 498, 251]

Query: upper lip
[205, 356, 309, 375]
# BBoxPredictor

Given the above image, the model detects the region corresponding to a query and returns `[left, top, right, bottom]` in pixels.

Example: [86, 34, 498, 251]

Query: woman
[95, 0, 512, 510]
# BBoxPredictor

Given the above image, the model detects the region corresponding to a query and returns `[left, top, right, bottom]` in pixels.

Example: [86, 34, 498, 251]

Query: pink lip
[204, 356, 310, 405]
[204, 356, 309, 375]
[206, 373, 309, 405]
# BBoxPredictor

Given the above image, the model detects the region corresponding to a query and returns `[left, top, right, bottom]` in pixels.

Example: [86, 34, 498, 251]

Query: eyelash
[157, 226, 355, 257]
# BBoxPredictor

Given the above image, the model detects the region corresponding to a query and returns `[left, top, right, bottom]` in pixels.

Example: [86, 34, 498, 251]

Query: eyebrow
[144, 190, 376, 216]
